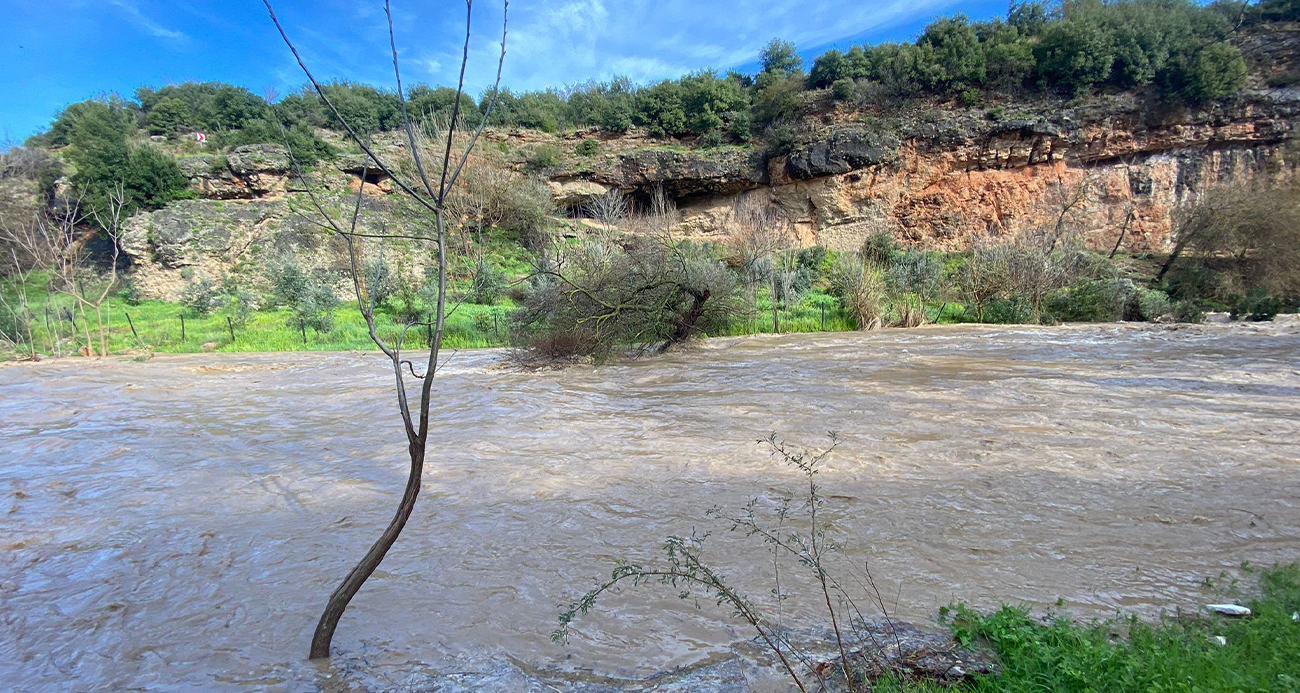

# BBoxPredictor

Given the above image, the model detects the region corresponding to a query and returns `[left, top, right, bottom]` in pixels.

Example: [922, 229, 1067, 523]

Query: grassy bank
[2, 279, 921, 360]
[879, 563, 1300, 693]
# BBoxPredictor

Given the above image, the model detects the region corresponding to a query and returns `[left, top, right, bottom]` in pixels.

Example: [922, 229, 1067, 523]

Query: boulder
[786, 129, 901, 180]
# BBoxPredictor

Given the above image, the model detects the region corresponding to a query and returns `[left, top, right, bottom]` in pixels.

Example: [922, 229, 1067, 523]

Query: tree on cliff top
[62, 99, 188, 220]
[761, 38, 804, 76]
[261, 0, 508, 659]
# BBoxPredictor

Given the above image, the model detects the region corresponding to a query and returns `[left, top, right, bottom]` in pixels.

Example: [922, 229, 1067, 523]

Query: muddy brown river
[2, 323, 1298, 692]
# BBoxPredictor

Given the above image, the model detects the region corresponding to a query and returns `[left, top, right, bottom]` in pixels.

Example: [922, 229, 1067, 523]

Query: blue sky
[1, 0, 1011, 142]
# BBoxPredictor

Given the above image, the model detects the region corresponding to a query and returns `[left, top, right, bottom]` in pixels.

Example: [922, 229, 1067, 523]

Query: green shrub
[65, 99, 189, 218]
[220, 119, 335, 166]
[221, 284, 259, 328]
[1231, 287, 1282, 322]
[773, 265, 815, 304]
[829, 256, 886, 329]
[1034, 20, 1115, 96]
[917, 15, 986, 91]
[725, 111, 752, 143]
[467, 258, 508, 305]
[763, 124, 799, 157]
[180, 277, 224, 316]
[290, 280, 339, 334]
[1046, 279, 1127, 322]
[1179, 44, 1249, 101]
[751, 74, 804, 126]
[697, 130, 725, 148]
[831, 78, 858, 101]
[795, 245, 829, 273]
[887, 250, 943, 301]
[576, 138, 599, 156]
[1132, 287, 1173, 321]
[360, 255, 398, 307]
[760, 39, 804, 76]
[523, 144, 562, 170]
[267, 255, 312, 307]
[1172, 299, 1205, 323]
[116, 277, 143, 306]
[0, 309, 30, 345]
[860, 231, 901, 267]
[981, 297, 1035, 324]
[145, 97, 194, 136]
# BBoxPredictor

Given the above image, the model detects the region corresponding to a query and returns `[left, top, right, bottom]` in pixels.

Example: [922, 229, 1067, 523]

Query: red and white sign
[194, 132, 206, 143]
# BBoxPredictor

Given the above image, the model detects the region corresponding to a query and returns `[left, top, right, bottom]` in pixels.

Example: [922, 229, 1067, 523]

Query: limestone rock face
[179, 144, 294, 200]
[119, 194, 421, 301]
[785, 129, 900, 180]
[118, 81, 1300, 296]
[548, 146, 767, 209]
[555, 89, 1299, 251]
[548, 178, 614, 207]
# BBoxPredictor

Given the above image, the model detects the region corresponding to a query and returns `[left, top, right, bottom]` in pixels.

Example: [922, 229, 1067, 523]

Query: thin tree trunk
[309, 445, 423, 658]
[95, 305, 107, 358]
[1157, 233, 1194, 282]
[1109, 207, 1134, 259]
[78, 302, 94, 357]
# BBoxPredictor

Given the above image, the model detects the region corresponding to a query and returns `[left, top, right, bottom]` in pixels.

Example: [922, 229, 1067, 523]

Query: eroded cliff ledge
[120, 86, 1300, 300]
[540, 89, 1300, 252]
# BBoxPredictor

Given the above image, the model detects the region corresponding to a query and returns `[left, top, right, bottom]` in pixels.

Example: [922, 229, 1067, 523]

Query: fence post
[820, 304, 826, 331]
[125, 311, 139, 341]
[226, 316, 235, 342]
[301, 320, 307, 344]
[180, 314, 186, 341]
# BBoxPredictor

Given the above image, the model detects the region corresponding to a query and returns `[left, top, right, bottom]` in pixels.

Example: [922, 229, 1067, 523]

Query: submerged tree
[261, 0, 508, 659]
[515, 189, 737, 362]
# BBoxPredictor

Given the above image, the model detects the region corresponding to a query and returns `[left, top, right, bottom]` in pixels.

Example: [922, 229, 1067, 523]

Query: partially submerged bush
[514, 237, 738, 361]
[1046, 279, 1129, 322]
[1231, 287, 1283, 322]
[1162, 183, 1300, 309]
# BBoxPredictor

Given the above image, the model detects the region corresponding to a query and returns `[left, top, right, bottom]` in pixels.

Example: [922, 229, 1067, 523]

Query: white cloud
[402, 0, 960, 92]
[110, 0, 189, 43]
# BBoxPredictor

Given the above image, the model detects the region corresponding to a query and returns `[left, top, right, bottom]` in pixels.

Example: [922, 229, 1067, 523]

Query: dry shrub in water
[514, 234, 739, 362]
[1162, 182, 1300, 305]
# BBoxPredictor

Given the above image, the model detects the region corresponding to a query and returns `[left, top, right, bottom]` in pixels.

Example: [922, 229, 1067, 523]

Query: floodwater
[2, 322, 1298, 692]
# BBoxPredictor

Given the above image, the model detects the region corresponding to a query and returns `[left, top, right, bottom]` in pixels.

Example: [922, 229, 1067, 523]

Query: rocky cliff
[540, 88, 1300, 253]
[119, 85, 1300, 299]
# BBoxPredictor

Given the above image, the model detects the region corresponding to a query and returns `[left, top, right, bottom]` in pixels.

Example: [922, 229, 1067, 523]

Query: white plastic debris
[1292, 611, 1298, 622]
[1210, 636, 1228, 646]
[1205, 604, 1252, 617]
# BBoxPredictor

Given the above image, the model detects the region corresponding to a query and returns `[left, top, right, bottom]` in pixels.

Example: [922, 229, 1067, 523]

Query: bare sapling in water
[260, 0, 509, 659]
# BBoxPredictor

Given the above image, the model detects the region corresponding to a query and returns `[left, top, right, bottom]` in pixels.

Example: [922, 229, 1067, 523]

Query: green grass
[2, 277, 983, 361]
[1, 277, 516, 359]
[876, 563, 1300, 693]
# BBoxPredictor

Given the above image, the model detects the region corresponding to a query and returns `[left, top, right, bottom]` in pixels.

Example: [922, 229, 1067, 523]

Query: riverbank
[875, 562, 1300, 692]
